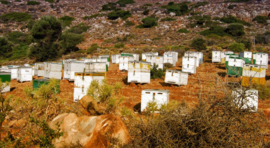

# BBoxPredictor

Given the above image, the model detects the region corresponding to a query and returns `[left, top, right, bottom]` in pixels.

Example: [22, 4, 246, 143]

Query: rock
[80, 95, 103, 115]
[130, 83, 136, 87]
[264, 108, 270, 117]
[49, 113, 130, 148]
[169, 12, 176, 17]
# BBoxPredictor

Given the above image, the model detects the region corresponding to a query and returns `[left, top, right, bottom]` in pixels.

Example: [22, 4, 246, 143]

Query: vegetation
[27, 1, 40, 5]
[0, 0, 11, 4]
[226, 23, 245, 37]
[59, 16, 75, 27]
[66, 23, 90, 34]
[255, 31, 270, 44]
[87, 43, 99, 54]
[252, 15, 269, 24]
[116, 0, 135, 7]
[125, 21, 135, 26]
[83, 14, 103, 20]
[142, 9, 150, 15]
[228, 42, 245, 52]
[144, 3, 152, 6]
[228, 4, 237, 9]
[0, 37, 13, 58]
[200, 23, 245, 37]
[0, 12, 32, 22]
[177, 28, 190, 33]
[193, 1, 209, 8]
[200, 26, 228, 36]
[160, 17, 176, 22]
[220, 15, 251, 26]
[59, 32, 84, 54]
[161, 2, 189, 16]
[136, 17, 158, 28]
[237, 38, 252, 50]
[114, 43, 125, 48]
[101, 3, 117, 11]
[107, 10, 132, 20]
[44, 0, 54, 3]
[151, 64, 165, 79]
[225, 0, 250, 2]
[253, 83, 270, 100]
[190, 38, 206, 51]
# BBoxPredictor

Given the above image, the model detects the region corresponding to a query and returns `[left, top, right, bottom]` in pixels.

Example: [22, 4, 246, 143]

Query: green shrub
[142, 9, 150, 15]
[116, 0, 135, 7]
[220, 15, 251, 26]
[44, 0, 54, 3]
[114, 43, 124, 48]
[194, 1, 209, 8]
[107, 10, 132, 20]
[228, 5, 237, 9]
[160, 17, 176, 22]
[137, 17, 158, 28]
[0, 12, 32, 22]
[225, 0, 250, 2]
[200, 26, 228, 37]
[237, 38, 252, 50]
[144, 3, 152, 6]
[125, 20, 135, 26]
[27, 1, 40, 5]
[190, 38, 206, 51]
[9, 44, 29, 60]
[151, 64, 165, 79]
[0, 37, 13, 58]
[253, 84, 270, 100]
[0, 0, 11, 4]
[252, 15, 269, 24]
[228, 42, 245, 52]
[162, 2, 189, 16]
[101, 3, 117, 11]
[59, 32, 84, 53]
[87, 43, 99, 54]
[225, 23, 245, 37]
[255, 31, 270, 44]
[164, 63, 173, 69]
[66, 23, 90, 34]
[177, 28, 190, 33]
[59, 16, 75, 27]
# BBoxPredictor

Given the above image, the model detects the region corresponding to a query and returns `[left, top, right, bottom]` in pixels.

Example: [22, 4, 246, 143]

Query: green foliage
[59, 16, 75, 27]
[116, 0, 135, 7]
[125, 20, 135, 26]
[101, 3, 117, 11]
[83, 14, 103, 20]
[220, 15, 251, 26]
[59, 32, 84, 54]
[177, 28, 190, 33]
[200, 26, 228, 37]
[252, 15, 269, 24]
[194, 1, 209, 8]
[114, 43, 125, 48]
[225, 23, 245, 37]
[255, 31, 270, 44]
[162, 2, 189, 16]
[142, 9, 150, 15]
[228, 42, 245, 52]
[0, 37, 13, 58]
[190, 38, 206, 51]
[237, 38, 252, 50]
[66, 23, 90, 34]
[107, 10, 132, 20]
[253, 84, 270, 100]
[164, 63, 173, 69]
[136, 17, 158, 28]
[27, 1, 40, 5]
[0, 0, 11, 4]
[5, 31, 33, 45]
[225, 0, 250, 2]
[0, 12, 32, 22]
[228, 5, 237, 9]
[44, 0, 54, 3]
[9, 44, 29, 60]
[160, 17, 176, 21]
[151, 64, 165, 79]
[87, 43, 99, 54]
[188, 15, 212, 27]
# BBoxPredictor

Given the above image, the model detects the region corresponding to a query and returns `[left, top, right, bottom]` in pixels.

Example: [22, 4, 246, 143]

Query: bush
[87, 43, 99, 54]
[44, 0, 54, 3]
[177, 28, 190, 33]
[114, 43, 124, 48]
[144, 3, 152, 6]
[142, 9, 149, 15]
[160, 17, 176, 22]
[0, 12, 32, 22]
[27, 1, 40, 5]
[252, 84, 270, 100]
[0, 37, 13, 58]
[83, 14, 103, 20]
[228, 5, 237, 9]
[252, 15, 269, 24]
[59, 16, 75, 27]
[137, 17, 158, 28]
[151, 64, 165, 79]
[125, 21, 135, 26]
[237, 38, 252, 50]
[194, 1, 209, 8]
[164, 63, 173, 69]
[116, 0, 135, 7]
[255, 31, 270, 44]
[162, 2, 189, 16]
[190, 38, 206, 51]
[220, 15, 251, 26]
[66, 23, 90, 34]
[107, 10, 132, 20]
[59, 32, 84, 54]
[225, 23, 245, 37]
[101, 3, 117, 11]
[5, 31, 33, 45]
[0, 0, 11, 4]
[228, 42, 245, 52]
[200, 26, 228, 37]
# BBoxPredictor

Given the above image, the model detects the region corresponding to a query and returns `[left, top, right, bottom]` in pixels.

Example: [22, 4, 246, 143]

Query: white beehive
[0, 67, 10, 72]
[35, 63, 45, 77]
[142, 52, 158, 61]
[184, 51, 200, 67]
[228, 57, 245, 67]
[119, 56, 134, 71]
[232, 89, 258, 112]
[112, 54, 121, 64]
[0, 72, 11, 93]
[182, 56, 197, 74]
[69, 61, 85, 81]
[85, 62, 107, 73]
[128, 61, 151, 84]
[253, 52, 268, 69]
[146, 55, 164, 69]
[43, 62, 50, 78]
[73, 72, 106, 102]
[49, 63, 62, 80]
[97, 57, 110, 67]
[163, 51, 178, 67]
[9, 67, 18, 80]
[17, 66, 32, 82]
[212, 51, 221, 63]
[242, 64, 266, 78]
[165, 70, 188, 86]
[221, 51, 234, 59]
[240, 51, 252, 59]
[141, 89, 170, 112]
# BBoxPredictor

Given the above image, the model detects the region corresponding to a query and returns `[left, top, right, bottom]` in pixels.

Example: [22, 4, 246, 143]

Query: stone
[80, 95, 103, 115]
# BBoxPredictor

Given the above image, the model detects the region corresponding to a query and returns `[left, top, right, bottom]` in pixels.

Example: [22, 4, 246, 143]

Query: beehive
[146, 55, 164, 69]
[141, 89, 170, 112]
[212, 51, 221, 63]
[241, 64, 266, 87]
[221, 51, 234, 64]
[142, 52, 158, 61]
[85, 62, 107, 72]
[112, 54, 121, 64]
[184, 51, 202, 67]
[119, 56, 134, 71]
[0, 72, 11, 93]
[225, 54, 239, 69]
[128, 61, 151, 84]
[253, 52, 268, 69]
[227, 57, 245, 76]
[182, 56, 197, 74]
[165, 70, 188, 86]
[9, 67, 18, 80]
[240, 51, 252, 64]
[164, 51, 178, 67]
[17, 66, 32, 82]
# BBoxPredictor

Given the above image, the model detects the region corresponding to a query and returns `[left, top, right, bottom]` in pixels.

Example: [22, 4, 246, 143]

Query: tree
[0, 37, 13, 58]
[190, 38, 206, 51]
[225, 23, 245, 37]
[137, 17, 158, 28]
[252, 15, 269, 24]
[59, 32, 84, 54]
[228, 42, 245, 52]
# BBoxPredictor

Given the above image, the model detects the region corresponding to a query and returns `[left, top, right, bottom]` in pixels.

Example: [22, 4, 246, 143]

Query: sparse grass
[160, 17, 176, 22]
[177, 28, 190, 33]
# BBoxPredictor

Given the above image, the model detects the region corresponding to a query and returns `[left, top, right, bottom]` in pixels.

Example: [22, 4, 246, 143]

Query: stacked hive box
[165, 70, 188, 86]
[163, 51, 178, 67]
[253, 52, 268, 69]
[182, 56, 197, 74]
[49, 63, 62, 80]
[146, 55, 164, 69]
[212, 51, 221, 63]
[97, 57, 110, 67]
[85, 62, 107, 72]
[122, 53, 139, 61]
[141, 89, 170, 112]
[112, 54, 121, 64]
[225, 54, 239, 69]
[221, 51, 234, 64]
[44, 62, 50, 78]
[227, 57, 245, 76]
[240, 51, 252, 64]
[128, 61, 151, 84]
[242, 64, 266, 87]
[9, 67, 18, 79]
[73, 72, 106, 102]
[17, 66, 32, 82]
[119, 55, 134, 71]
[0, 72, 11, 93]
[142, 52, 158, 61]
[184, 51, 202, 67]
[34, 63, 45, 77]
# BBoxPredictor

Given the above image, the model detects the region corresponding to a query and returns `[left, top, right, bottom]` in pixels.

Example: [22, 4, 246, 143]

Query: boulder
[49, 113, 130, 148]
[80, 95, 103, 115]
